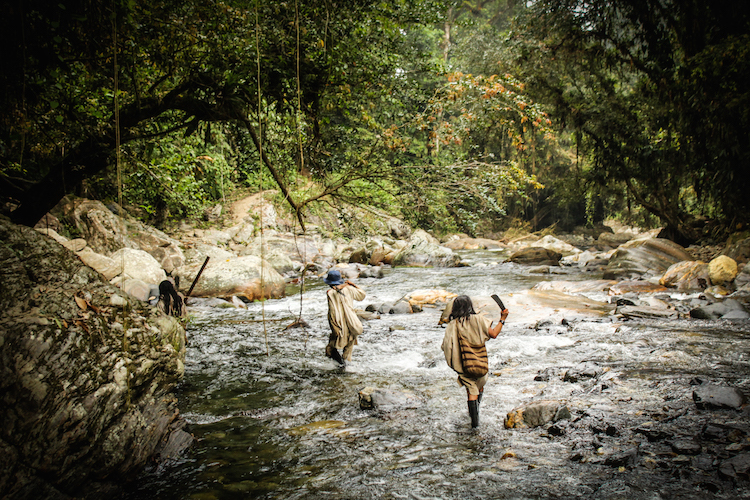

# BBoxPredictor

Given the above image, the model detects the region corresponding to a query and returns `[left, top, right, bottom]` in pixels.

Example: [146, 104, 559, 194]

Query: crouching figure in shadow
[158, 278, 187, 318]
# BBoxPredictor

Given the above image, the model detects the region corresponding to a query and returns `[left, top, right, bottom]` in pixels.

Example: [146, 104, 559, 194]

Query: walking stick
[185, 256, 210, 302]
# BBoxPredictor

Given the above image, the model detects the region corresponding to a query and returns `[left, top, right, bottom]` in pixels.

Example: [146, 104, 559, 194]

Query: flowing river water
[124, 249, 750, 499]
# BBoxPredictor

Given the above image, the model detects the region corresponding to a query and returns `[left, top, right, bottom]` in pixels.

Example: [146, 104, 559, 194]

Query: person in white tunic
[442, 295, 508, 428]
[324, 270, 366, 366]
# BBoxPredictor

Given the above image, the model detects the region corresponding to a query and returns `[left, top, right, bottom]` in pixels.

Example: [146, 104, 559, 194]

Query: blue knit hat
[324, 269, 345, 285]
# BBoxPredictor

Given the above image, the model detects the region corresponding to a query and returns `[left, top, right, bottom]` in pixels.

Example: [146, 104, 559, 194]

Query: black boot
[468, 400, 480, 428]
[477, 391, 483, 405]
[330, 348, 345, 366]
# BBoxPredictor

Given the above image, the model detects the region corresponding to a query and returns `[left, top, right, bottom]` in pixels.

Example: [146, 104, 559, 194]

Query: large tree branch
[238, 117, 306, 232]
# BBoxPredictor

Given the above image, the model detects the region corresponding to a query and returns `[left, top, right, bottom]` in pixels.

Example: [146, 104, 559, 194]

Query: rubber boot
[330, 348, 345, 366]
[468, 400, 480, 428]
[477, 390, 483, 405]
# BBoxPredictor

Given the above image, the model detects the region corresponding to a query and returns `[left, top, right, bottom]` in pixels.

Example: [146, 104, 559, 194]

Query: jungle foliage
[0, 0, 747, 242]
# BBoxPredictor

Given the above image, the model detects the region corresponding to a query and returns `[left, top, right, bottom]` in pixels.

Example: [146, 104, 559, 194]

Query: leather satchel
[458, 332, 488, 377]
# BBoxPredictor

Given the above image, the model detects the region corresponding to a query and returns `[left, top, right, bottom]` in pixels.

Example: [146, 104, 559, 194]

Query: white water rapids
[124, 249, 750, 500]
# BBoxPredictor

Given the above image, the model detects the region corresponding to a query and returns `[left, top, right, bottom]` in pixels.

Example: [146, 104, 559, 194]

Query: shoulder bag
[458, 331, 488, 378]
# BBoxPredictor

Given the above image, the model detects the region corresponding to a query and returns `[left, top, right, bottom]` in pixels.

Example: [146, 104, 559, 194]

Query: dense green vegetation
[1, 0, 747, 242]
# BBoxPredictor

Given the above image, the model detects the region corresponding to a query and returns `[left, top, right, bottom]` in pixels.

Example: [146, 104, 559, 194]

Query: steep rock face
[604, 237, 694, 280]
[0, 217, 191, 498]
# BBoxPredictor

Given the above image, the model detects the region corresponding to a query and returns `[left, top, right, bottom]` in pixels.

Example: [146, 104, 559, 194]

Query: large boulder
[659, 261, 710, 291]
[59, 197, 134, 255]
[178, 255, 286, 301]
[509, 246, 562, 266]
[56, 198, 185, 271]
[534, 235, 582, 256]
[392, 230, 461, 267]
[183, 242, 234, 267]
[110, 248, 167, 285]
[241, 234, 320, 263]
[604, 238, 694, 280]
[0, 217, 190, 498]
[76, 248, 122, 281]
[708, 255, 738, 286]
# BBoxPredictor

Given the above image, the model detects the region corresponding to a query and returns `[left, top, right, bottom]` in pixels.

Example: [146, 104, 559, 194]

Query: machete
[490, 294, 506, 311]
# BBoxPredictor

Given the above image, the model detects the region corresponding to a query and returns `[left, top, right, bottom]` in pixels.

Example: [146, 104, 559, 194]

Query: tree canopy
[1, 0, 748, 242]
[508, 0, 750, 242]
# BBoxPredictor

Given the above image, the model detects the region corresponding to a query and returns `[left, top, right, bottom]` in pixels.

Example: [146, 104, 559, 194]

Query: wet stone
[669, 439, 702, 455]
[718, 453, 750, 480]
[563, 362, 602, 383]
[633, 426, 669, 442]
[692, 454, 716, 471]
[534, 367, 567, 382]
[701, 422, 747, 443]
[693, 384, 746, 410]
[603, 447, 639, 468]
[358, 387, 421, 411]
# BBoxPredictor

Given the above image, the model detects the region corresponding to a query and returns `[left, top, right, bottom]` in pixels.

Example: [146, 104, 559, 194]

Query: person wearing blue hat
[324, 269, 366, 366]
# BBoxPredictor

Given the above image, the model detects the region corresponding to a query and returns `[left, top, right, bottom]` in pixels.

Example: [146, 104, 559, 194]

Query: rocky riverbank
[4, 192, 750, 498]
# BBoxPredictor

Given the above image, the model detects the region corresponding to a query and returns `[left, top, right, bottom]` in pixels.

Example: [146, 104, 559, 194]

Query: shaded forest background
[1, 0, 748, 244]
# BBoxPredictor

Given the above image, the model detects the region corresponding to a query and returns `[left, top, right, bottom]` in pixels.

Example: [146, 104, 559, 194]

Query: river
[124, 249, 750, 499]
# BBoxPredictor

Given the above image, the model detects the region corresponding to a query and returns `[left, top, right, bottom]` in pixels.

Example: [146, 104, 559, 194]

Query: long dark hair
[159, 280, 183, 317]
[448, 295, 475, 323]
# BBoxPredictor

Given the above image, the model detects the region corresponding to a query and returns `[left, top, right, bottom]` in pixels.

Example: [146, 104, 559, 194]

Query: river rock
[349, 246, 370, 264]
[35, 226, 69, 245]
[34, 212, 63, 233]
[358, 387, 421, 411]
[604, 237, 694, 280]
[0, 216, 190, 498]
[58, 197, 133, 255]
[659, 261, 710, 291]
[617, 304, 678, 319]
[185, 242, 234, 266]
[369, 246, 394, 266]
[243, 234, 320, 263]
[608, 280, 668, 295]
[669, 439, 702, 455]
[724, 237, 750, 264]
[603, 447, 639, 468]
[708, 255, 738, 286]
[57, 198, 186, 272]
[563, 362, 603, 382]
[560, 249, 609, 267]
[264, 250, 296, 274]
[444, 237, 504, 250]
[701, 422, 747, 443]
[693, 384, 746, 410]
[689, 298, 748, 320]
[504, 400, 571, 428]
[534, 235, 582, 256]
[509, 247, 562, 266]
[110, 248, 167, 285]
[597, 231, 637, 249]
[76, 248, 122, 280]
[62, 237, 88, 252]
[118, 278, 159, 302]
[407, 289, 456, 310]
[392, 230, 461, 267]
[719, 453, 750, 480]
[178, 255, 286, 301]
[533, 280, 617, 294]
